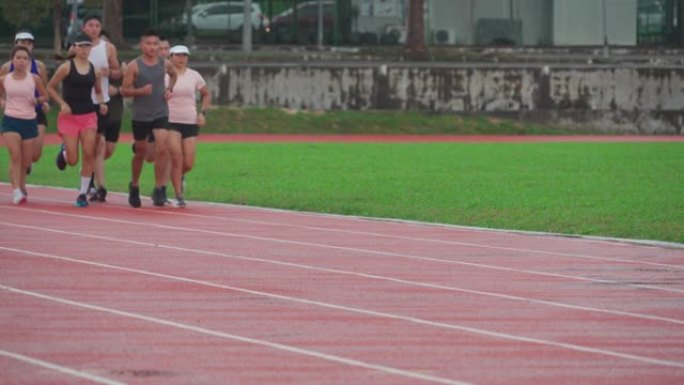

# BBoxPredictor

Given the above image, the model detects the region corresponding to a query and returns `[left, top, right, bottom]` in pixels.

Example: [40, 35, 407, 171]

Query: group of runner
[0, 14, 211, 208]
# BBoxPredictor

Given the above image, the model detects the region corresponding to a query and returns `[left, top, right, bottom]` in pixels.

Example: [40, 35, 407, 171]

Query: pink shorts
[57, 112, 97, 137]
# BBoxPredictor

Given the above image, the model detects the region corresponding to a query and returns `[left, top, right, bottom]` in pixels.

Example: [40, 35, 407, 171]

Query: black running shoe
[128, 183, 141, 208]
[151, 186, 165, 207]
[89, 186, 107, 202]
[55, 144, 66, 170]
[161, 185, 170, 205]
[75, 193, 89, 208]
[26, 164, 32, 175]
[173, 196, 186, 208]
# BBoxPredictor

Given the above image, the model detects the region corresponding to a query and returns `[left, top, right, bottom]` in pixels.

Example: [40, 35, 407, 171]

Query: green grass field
[4, 140, 683, 244]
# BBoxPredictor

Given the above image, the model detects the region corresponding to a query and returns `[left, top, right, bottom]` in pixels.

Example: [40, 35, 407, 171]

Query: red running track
[1, 184, 683, 384]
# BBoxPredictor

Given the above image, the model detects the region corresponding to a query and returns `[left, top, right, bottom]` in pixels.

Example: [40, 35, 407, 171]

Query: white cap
[15, 31, 35, 42]
[169, 45, 190, 56]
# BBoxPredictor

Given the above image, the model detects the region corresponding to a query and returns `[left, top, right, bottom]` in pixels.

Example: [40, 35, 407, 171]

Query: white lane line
[12, 183, 682, 249]
[3, 222, 683, 326]
[0, 285, 472, 385]
[0, 349, 126, 385]
[149, 210, 684, 270]
[3, 246, 684, 370]
[7, 189, 684, 269]
[2, 206, 683, 295]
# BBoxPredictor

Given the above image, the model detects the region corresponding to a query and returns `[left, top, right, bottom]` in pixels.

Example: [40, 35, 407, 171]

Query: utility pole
[243, 0, 253, 52]
[317, 0, 324, 49]
[602, 0, 609, 57]
[185, 0, 194, 44]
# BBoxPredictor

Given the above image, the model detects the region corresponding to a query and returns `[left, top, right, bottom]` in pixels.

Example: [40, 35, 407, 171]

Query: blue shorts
[1, 115, 38, 140]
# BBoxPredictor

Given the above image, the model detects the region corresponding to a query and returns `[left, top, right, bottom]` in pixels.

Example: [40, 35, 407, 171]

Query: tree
[0, 0, 63, 52]
[404, 0, 428, 60]
[102, 0, 125, 47]
[0, 0, 52, 28]
[52, 0, 63, 53]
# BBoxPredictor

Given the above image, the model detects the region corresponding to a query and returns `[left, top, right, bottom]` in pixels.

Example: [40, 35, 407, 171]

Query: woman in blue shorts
[0, 46, 48, 204]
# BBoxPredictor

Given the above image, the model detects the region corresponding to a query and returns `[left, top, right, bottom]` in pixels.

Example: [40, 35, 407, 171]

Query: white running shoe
[13, 189, 26, 205]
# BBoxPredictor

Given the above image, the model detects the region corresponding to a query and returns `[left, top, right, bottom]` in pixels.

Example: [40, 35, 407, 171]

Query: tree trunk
[404, 0, 428, 60]
[103, 0, 125, 47]
[52, 0, 63, 53]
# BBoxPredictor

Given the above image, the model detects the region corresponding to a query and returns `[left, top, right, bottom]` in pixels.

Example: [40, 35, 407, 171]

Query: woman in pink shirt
[0, 46, 48, 204]
[166, 45, 210, 208]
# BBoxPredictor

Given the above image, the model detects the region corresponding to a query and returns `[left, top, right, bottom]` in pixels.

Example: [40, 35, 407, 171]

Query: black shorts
[105, 99, 123, 143]
[132, 117, 168, 141]
[36, 110, 47, 127]
[95, 106, 109, 134]
[168, 122, 199, 139]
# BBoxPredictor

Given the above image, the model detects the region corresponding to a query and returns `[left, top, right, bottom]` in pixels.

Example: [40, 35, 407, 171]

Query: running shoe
[55, 143, 66, 170]
[89, 186, 107, 203]
[161, 185, 171, 205]
[13, 190, 26, 205]
[128, 183, 141, 208]
[151, 186, 165, 207]
[26, 164, 31, 175]
[131, 142, 136, 154]
[173, 197, 186, 208]
[75, 193, 89, 207]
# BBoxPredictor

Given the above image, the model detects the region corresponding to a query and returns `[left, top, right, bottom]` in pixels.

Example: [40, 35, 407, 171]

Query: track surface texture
[1, 181, 683, 384]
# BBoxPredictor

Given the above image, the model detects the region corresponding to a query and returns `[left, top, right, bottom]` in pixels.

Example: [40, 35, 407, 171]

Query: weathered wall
[198, 63, 684, 134]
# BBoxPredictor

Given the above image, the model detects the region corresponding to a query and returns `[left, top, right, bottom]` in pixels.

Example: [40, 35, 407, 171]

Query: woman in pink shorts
[47, 33, 107, 207]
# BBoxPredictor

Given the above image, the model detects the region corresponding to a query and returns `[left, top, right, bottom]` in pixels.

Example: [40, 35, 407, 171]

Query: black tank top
[63, 60, 96, 114]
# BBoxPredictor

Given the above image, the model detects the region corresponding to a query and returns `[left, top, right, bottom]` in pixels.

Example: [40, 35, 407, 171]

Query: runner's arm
[107, 43, 122, 80]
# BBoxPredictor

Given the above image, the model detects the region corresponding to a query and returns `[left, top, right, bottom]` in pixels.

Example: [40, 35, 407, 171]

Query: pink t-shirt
[166, 68, 206, 125]
[3, 73, 37, 120]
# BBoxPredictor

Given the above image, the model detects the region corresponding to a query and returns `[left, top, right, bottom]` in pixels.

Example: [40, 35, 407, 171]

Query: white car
[190, 1, 269, 36]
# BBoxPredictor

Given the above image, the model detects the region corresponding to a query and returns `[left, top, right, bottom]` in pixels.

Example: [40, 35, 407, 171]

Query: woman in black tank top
[47, 33, 108, 207]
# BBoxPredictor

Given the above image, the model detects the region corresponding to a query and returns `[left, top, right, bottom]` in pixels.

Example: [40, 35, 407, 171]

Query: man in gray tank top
[121, 28, 177, 208]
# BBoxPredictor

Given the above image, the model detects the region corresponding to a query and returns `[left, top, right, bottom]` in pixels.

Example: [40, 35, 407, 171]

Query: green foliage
[0, 0, 52, 28]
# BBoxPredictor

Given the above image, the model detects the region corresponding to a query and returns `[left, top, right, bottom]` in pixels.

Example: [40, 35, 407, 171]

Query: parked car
[189, 1, 270, 37]
[270, 1, 335, 43]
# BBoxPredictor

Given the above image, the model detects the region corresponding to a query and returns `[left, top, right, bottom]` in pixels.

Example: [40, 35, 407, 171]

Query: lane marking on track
[149, 209, 684, 270]
[6, 188, 684, 268]
[2, 222, 683, 326]
[6, 182, 683, 250]
[0, 349, 126, 385]
[3, 205, 684, 295]
[3, 246, 684, 369]
[0, 285, 473, 385]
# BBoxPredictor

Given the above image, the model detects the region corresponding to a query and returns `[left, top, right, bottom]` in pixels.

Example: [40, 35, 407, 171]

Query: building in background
[426, 0, 637, 46]
[0, 0, 681, 47]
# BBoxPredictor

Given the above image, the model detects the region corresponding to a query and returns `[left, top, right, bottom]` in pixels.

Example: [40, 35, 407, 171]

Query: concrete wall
[202, 63, 684, 134]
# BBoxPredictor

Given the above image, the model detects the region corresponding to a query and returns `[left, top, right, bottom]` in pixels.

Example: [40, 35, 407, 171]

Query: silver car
[190, 1, 269, 37]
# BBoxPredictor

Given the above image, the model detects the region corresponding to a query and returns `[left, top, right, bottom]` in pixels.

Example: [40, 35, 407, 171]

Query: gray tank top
[132, 57, 168, 121]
